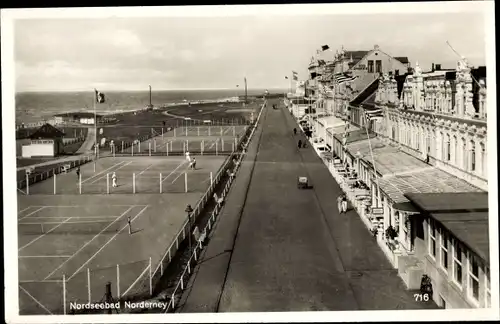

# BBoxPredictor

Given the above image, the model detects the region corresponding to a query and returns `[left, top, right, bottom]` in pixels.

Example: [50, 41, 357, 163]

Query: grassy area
[99, 101, 262, 147]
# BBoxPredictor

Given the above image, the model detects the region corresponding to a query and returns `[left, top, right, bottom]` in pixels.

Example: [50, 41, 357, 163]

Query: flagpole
[364, 113, 379, 208]
[94, 89, 97, 159]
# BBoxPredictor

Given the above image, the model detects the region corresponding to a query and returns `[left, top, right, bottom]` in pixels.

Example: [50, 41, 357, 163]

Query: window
[428, 221, 437, 259]
[470, 140, 476, 171]
[468, 255, 480, 302]
[462, 138, 467, 169]
[416, 131, 420, 150]
[481, 143, 486, 176]
[368, 60, 374, 73]
[375, 60, 382, 73]
[485, 267, 491, 308]
[446, 137, 451, 161]
[452, 240, 463, 286]
[440, 230, 448, 270]
[454, 136, 458, 164]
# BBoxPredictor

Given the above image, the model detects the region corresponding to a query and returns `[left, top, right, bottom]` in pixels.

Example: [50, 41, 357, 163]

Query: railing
[17, 155, 94, 194]
[162, 101, 265, 313]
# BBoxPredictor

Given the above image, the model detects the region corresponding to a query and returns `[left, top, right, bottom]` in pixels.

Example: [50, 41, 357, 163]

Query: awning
[377, 168, 484, 204]
[392, 202, 420, 213]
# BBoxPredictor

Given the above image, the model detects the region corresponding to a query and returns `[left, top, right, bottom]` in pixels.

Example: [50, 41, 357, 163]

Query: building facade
[299, 55, 490, 309]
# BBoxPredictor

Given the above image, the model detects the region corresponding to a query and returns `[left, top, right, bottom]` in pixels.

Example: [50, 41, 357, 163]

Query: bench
[213, 193, 224, 207]
[226, 168, 235, 179]
[61, 164, 71, 173]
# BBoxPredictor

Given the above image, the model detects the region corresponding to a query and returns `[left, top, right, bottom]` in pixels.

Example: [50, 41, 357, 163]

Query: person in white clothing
[112, 172, 117, 188]
[185, 151, 191, 162]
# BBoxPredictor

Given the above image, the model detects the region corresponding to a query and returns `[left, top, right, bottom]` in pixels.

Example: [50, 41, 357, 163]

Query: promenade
[178, 99, 438, 312]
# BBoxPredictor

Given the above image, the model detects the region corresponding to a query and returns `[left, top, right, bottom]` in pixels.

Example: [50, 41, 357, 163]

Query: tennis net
[18, 220, 126, 235]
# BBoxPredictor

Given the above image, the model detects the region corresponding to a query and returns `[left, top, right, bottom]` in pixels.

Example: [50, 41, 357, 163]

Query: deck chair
[226, 168, 235, 179]
[61, 164, 71, 173]
[213, 193, 224, 207]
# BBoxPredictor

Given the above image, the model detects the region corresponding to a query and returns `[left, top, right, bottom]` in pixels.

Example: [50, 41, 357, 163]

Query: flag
[292, 71, 298, 75]
[321, 45, 329, 51]
[336, 74, 359, 84]
[365, 109, 384, 122]
[285, 76, 289, 79]
[293, 75, 298, 81]
[236, 85, 239, 87]
[95, 89, 105, 103]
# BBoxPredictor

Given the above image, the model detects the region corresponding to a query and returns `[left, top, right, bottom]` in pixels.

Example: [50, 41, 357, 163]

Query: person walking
[341, 194, 348, 214]
[293, 128, 297, 135]
[112, 171, 117, 188]
[298, 139, 302, 149]
[190, 157, 197, 170]
[337, 195, 343, 214]
[76, 167, 80, 181]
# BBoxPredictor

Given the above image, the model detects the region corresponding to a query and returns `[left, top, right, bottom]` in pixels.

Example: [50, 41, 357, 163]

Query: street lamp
[185, 204, 194, 253]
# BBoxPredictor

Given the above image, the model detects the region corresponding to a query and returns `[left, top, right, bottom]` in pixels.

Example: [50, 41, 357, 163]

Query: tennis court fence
[19, 151, 236, 315]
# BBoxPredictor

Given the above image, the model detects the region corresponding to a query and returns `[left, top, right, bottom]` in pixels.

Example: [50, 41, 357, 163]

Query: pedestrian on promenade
[341, 195, 348, 214]
[112, 172, 117, 188]
[337, 195, 343, 214]
[298, 139, 302, 149]
[76, 167, 80, 181]
[293, 128, 297, 135]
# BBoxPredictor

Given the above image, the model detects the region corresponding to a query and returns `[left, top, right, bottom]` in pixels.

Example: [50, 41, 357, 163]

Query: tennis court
[17, 191, 210, 314]
[24, 155, 226, 195]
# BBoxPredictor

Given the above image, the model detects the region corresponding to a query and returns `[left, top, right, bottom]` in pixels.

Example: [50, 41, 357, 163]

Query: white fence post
[26, 173, 29, 195]
[53, 174, 57, 195]
[106, 173, 110, 194]
[116, 264, 120, 298]
[63, 275, 67, 315]
[160, 173, 162, 193]
[133, 173, 136, 194]
[87, 268, 91, 303]
[149, 257, 153, 296]
[184, 172, 188, 193]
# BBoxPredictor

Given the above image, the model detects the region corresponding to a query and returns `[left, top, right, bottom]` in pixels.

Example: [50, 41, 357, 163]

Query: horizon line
[16, 87, 288, 93]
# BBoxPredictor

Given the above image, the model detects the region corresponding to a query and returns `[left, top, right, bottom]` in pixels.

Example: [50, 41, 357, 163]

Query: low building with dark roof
[397, 192, 490, 309]
[22, 123, 66, 157]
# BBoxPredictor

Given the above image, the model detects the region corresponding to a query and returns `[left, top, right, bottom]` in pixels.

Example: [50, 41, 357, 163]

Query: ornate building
[375, 60, 487, 190]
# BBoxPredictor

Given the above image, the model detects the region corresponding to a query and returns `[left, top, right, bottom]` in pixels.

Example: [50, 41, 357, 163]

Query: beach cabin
[22, 123, 65, 157]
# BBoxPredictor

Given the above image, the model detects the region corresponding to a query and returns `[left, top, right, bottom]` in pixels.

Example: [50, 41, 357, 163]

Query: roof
[362, 92, 378, 108]
[395, 74, 408, 99]
[394, 56, 409, 64]
[344, 139, 435, 177]
[439, 215, 489, 264]
[404, 192, 489, 213]
[345, 50, 370, 66]
[350, 78, 379, 106]
[377, 168, 483, 205]
[404, 192, 489, 264]
[316, 116, 345, 128]
[333, 128, 376, 144]
[29, 123, 65, 139]
[327, 124, 360, 135]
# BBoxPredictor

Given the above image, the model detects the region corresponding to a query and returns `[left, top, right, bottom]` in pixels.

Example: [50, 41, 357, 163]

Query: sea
[14, 89, 277, 124]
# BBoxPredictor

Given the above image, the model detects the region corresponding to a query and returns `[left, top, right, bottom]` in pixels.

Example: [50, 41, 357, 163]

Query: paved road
[178, 99, 438, 312]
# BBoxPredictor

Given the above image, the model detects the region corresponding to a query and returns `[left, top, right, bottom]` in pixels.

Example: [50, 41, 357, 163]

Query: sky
[12, 7, 488, 92]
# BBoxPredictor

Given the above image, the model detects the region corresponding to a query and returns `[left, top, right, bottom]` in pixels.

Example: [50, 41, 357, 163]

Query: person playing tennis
[112, 172, 118, 188]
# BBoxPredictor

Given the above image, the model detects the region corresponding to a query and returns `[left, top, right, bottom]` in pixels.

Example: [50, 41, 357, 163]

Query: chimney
[432, 63, 435, 72]
[435, 64, 441, 71]
[395, 69, 400, 76]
